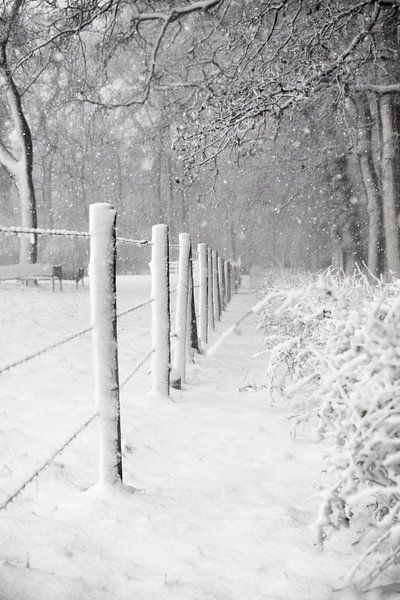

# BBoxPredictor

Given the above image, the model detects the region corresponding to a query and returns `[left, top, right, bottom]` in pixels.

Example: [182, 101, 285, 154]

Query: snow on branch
[77, 0, 229, 109]
[256, 267, 400, 587]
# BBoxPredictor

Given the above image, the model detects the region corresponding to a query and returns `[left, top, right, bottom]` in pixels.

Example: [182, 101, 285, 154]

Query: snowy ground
[0, 275, 391, 599]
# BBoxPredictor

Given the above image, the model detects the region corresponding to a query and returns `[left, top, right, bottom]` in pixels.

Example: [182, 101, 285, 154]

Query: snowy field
[0, 275, 394, 599]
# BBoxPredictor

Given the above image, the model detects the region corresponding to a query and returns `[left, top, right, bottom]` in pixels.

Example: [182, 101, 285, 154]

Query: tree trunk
[379, 94, 400, 277]
[230, 220, 236, 260]
[356, 94, 383, 277]
[0, 43, 37, 263]
[16, 162, 38, 263]
[41, 154, 54, 229]
[331, 154, 363, 275]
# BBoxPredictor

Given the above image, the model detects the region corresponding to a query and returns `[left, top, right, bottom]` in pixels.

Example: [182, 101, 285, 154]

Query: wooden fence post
[228, 262, 234, 300]
[207, 247, 215, 332]
[171, 233, 191, 390]
[89, 202, 122, 487]
[187, 247, 200, 358]
[151, 224, 170, 397]
[198, 243, 208, 346]
[212, 250, 220, 321]
[224, 260, 230, 305]
[233, 264, 238, 293]
[235, 264, 240, 291]
[218, 256, 225, 313]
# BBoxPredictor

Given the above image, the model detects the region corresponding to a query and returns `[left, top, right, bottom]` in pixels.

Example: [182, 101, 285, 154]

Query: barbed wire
[120, 349, 153, 389]
[0, 296, 158, 377]
[0, 351, 154, 511]
[0, 226, 90, 238]
[0, 325, 92, 376]
[0, 226, 152, 247]
[117, 298, 153, 319]
[0, 413, 98, 512]
[0, 346, 156, 510]
[0, 226, 209, 259]
[116, 237, 151, 246]
[117, 287, 178, 322]
[0, 223, 217, 511]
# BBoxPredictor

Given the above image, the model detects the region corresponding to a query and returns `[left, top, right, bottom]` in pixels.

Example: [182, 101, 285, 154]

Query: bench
[56, 266, 85, 289]
[0, 263, 62, 291]
[0, 264, 85, 291]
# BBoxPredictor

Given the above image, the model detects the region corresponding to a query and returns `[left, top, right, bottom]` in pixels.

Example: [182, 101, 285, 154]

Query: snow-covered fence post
[171, 233, 191, 390]
[224, 260, 231, 304]
[233, 264, 239, 293]
[229, 262, 234, 299]
[207, 247, 215, 332]
[238, 257, 242, 286]
[198, 243, 208, 346]
[151, 224, 171, 397]
[89, 202, 122, 487]
[218, 256, 225, 313]
[236, 263, 241, 290]
[212, 250, 220, 321]
[187, 247, 200, 358]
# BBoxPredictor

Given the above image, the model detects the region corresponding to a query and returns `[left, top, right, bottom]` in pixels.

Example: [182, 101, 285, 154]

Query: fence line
[0, 203, 242, 506]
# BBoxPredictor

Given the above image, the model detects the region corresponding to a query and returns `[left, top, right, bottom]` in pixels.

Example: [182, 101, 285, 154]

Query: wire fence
[0, 226, 90, 239]
[0, 344, 154, 511]
[0, 225, 151, 247]
[117, 298, 154, 319]
[0, 209, 240, 510]
[116, 236, 151, 246]
[0, 325, 92, 376]
[0, 297, 156, 377]
[0, 221, 157, 509]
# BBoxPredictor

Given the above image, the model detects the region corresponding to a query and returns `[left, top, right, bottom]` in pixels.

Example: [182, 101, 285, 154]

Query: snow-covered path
[0, 277, 365, 599]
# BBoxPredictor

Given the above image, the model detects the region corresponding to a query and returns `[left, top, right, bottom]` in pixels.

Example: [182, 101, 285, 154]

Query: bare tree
[175, 0, 400, 275]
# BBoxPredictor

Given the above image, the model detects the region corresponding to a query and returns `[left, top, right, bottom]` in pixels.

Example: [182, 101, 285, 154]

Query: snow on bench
[0, 264, 85, 291]
[57, 266, 85, 289]
[0, 263, 61, 290]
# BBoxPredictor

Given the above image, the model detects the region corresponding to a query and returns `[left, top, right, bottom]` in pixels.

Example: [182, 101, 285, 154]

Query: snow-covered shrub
[257, 269, 400, 588]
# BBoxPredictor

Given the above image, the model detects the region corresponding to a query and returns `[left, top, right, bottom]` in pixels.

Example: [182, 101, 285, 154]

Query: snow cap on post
[89, 202, 122, 488]
[151, 224, 171, 397]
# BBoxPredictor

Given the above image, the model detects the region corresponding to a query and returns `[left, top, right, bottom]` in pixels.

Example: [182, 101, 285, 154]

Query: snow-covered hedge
[257, 269, 400, 588]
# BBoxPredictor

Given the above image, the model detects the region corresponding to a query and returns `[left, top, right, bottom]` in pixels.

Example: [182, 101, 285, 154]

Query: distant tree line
[0, 0, 400, 277]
